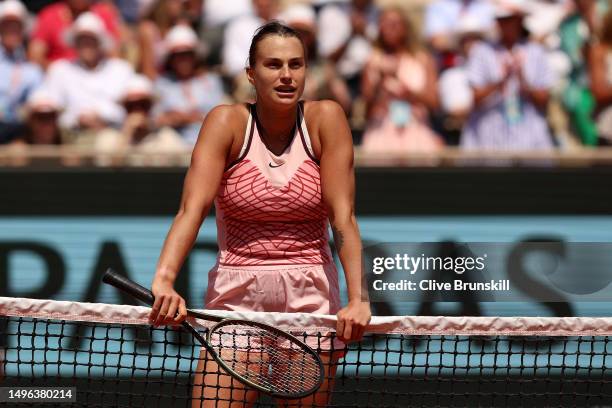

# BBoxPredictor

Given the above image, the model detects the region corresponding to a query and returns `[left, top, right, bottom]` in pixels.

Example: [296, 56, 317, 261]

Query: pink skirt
[205, 263, 340, 314]
[204, 263, 343, 352]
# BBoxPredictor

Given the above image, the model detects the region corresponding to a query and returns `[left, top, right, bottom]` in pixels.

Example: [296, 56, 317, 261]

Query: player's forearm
[331, 215, 367, 303]
[154, 209, 207, 285]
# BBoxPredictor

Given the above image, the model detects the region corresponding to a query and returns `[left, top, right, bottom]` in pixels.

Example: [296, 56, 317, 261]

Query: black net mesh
[1, 306, 612, 407]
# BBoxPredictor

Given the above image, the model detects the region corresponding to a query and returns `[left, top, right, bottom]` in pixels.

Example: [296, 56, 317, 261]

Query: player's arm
[318, 100, 371, 343]
[150, 105, 235, 326]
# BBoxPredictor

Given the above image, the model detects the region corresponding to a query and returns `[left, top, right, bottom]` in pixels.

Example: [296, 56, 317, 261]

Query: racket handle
[103, 268, 155, 306]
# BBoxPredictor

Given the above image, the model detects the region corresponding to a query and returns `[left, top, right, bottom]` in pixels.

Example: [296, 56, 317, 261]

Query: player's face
[247, 35, 306, 107]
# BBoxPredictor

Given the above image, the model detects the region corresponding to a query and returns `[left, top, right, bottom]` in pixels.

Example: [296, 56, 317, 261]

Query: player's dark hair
[247, 21, 308, 68]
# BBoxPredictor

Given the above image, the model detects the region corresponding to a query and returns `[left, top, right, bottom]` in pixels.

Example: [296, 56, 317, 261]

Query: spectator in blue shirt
[0, 0, 43, 143]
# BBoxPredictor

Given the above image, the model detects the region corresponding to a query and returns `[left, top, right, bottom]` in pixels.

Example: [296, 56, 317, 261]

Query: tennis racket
[102, 269, 324, 399]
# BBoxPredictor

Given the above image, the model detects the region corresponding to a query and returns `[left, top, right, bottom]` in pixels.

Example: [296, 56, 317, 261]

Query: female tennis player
[149, 21, 371, 407]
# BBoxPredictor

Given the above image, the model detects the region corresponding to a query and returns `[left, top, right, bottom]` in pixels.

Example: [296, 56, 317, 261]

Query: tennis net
[1, 296, 612, 407]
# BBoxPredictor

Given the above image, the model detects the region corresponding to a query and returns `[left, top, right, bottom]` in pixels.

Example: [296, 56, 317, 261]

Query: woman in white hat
[154, 24, 225, 146]
[41, 12, 134, 143]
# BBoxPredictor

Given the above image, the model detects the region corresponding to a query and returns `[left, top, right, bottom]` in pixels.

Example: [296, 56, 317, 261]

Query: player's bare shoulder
[202, 103, 249, 135]
[304, 100, 345, 123]
[195, 103, 249, 152]
[304, 100, 352, 149]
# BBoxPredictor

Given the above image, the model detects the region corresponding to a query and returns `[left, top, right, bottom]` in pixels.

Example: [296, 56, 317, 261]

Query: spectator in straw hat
[12, 88, 64, 145]
[154, 25, 225, 145]
[0, 0, 43, 143]
[460, 0, 555, 150]
[28, 0, 122, 68]
[41, 12, 134, 143]
[95, 74, 186, 153]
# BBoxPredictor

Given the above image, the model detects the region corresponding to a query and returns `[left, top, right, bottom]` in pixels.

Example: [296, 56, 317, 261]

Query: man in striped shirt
[461, 0, 555, 150]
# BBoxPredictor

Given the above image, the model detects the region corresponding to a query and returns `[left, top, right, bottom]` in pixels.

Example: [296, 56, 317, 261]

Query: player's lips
[274, 86, 296, 97]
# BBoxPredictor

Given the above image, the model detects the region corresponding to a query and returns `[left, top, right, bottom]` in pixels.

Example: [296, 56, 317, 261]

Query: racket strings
[209, 322, 321, 395]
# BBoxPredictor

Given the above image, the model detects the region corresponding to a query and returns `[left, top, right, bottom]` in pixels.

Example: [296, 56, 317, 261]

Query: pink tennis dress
[204, 102, 341, 315]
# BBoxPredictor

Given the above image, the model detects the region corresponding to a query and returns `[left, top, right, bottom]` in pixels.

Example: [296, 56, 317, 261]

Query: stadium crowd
[0, 0, 611, 154]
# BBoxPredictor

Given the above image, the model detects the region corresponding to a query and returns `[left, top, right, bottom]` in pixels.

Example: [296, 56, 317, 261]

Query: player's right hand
[150, 280, 188, 326]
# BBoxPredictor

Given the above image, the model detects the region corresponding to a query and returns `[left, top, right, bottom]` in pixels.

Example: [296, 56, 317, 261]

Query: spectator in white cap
[95, 74, 186, 154]
[460, 0, 555, 150]
[155, 24, 225, 145]
[12, 88, 64, 145]
[280, 4, 351, 113]
[0, 0, 43, 143]
[41, 12, 134, 143]
[28, 0, 122, 68]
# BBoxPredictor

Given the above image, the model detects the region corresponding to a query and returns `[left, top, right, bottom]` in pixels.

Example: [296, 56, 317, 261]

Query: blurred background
[1, 0, 612, 319]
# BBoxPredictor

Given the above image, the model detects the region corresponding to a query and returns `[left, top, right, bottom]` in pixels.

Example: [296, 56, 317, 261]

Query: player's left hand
[336, 300, 371, 343]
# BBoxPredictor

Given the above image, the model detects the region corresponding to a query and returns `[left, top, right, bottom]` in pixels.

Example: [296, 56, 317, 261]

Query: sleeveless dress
[204, 102, 341, 316]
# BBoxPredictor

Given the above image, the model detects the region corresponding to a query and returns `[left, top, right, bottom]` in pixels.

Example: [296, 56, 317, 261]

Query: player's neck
[254, 102, 297, 142]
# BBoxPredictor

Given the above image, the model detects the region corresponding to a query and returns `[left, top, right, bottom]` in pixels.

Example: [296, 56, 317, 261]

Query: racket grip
[103, 268, 155, 306]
